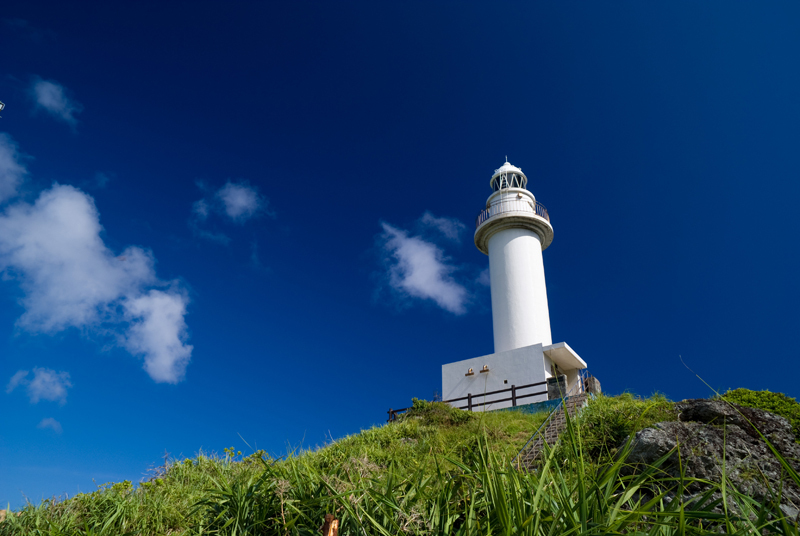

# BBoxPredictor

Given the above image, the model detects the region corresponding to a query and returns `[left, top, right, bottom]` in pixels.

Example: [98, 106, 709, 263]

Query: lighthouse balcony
[475, 198, 550, 228]
[474, 196, 554, 253]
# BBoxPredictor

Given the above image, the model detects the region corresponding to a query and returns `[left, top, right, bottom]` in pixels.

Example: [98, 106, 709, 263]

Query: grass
[570, 392, 677, 463]
[721, 388, 800, 441]
[2, 393, 798, 535]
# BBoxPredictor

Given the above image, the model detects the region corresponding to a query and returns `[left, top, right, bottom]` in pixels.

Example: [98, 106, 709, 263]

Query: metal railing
[475, 199, 550, 228]
[387, 380, 549, 422]
[512, 369, 592, 468]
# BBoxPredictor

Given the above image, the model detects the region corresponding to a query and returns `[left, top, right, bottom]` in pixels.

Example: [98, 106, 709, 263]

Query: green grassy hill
[2, 391, 798, 535]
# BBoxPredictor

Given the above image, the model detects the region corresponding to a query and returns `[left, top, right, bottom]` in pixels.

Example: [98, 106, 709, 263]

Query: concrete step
[516, 392, 591, 471]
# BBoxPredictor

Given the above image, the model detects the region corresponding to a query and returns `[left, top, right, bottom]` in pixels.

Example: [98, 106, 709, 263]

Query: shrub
[577, 392, 677, 462]
[401, 397, 474, 426]
[721, 388, 800, 440]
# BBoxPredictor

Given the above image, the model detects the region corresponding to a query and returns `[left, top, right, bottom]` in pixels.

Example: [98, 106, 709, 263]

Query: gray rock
[623, 399, 800, 515]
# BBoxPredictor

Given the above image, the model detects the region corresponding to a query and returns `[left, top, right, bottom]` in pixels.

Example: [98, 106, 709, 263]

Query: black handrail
[512, 369, 591, 468]
[476, 199, 550, 228]
[387, 379, 550, 422]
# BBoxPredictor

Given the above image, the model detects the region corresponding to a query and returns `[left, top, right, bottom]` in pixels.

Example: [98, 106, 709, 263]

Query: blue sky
[2, 1, 799, 507]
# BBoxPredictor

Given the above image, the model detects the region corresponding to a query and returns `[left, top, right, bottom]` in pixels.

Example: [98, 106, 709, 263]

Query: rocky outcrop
[624, 399, 800, 517]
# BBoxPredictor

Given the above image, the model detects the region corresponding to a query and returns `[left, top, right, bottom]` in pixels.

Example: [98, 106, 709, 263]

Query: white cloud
[93, 172, 111, 188]
[250, 241, 260, 267]
[216, 181, 262, 222]
[31, 78, 83, 127]
[190, 224, 231, 245]
[419, 211, 466, 243]
[28, 368, 71, 404]
[0, 185, 156, 332]
[3, 18, 55, 44]
[379, 222, 468, 315]
[6, 367, 72, 404]
[122, 290, 192, 384]
[477, 267, 491, 287]
[0, 133, 27, 204]
[189, 199, 233, 243]
[0, 184, 192, 383]
[190, 181, 270, 243]
[192, 199, 209, 220]
[6, 370, 29, 394]
[37, 417, 62, 434]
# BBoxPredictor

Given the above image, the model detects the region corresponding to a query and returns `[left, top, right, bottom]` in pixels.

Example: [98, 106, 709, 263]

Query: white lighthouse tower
[441, 160, 588, 410]
[475, 160, 553, 353]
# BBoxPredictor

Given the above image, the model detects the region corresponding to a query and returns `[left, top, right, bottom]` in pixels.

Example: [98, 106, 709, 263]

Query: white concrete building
[442, 160, 587, 411]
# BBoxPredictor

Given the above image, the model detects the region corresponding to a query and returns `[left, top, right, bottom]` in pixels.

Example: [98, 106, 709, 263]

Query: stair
[516, 392, 589, 471]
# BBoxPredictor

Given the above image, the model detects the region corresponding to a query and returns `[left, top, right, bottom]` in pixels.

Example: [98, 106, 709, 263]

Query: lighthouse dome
[490, 159, 528, 191]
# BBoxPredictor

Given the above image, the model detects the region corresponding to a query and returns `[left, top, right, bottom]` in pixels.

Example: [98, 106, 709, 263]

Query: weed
[2, 392, 798, 535]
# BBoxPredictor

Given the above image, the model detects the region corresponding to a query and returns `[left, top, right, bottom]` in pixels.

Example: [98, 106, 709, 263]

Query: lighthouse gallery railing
[476, 199, 550, 228]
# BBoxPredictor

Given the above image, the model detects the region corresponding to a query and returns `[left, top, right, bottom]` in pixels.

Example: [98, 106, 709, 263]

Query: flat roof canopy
[543, 342, 587, 371]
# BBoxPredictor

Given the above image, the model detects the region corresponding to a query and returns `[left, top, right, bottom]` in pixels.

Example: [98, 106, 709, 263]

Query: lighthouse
[441, 160, 588, 410]
[475, 160, 553, 352]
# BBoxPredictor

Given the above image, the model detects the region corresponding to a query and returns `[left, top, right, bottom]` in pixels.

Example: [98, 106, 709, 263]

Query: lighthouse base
[441, 342, 587, 412]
